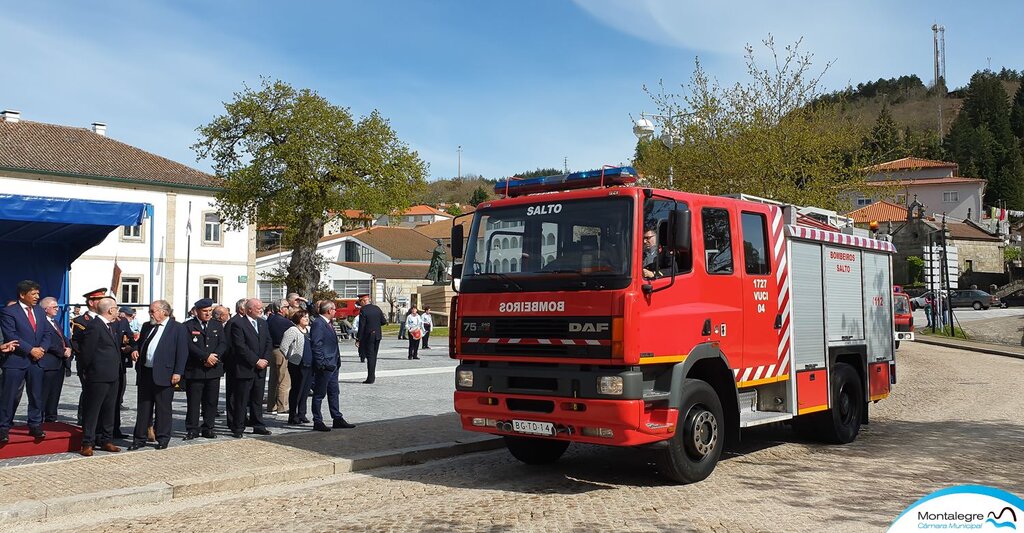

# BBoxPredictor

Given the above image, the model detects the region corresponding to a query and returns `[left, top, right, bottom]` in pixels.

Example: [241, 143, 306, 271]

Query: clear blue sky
[4, 1, 1022, 181]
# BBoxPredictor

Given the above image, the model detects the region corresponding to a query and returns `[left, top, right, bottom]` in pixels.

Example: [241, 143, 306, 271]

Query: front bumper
[454, 391, 677, 447]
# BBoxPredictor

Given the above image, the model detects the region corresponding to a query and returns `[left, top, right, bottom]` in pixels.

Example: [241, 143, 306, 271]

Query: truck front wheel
[656, 379, 725, 484]
[503, 436, 570, 465]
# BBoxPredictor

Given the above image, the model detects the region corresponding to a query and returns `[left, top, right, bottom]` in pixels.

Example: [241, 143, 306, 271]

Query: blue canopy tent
[0, 194, 150, 323]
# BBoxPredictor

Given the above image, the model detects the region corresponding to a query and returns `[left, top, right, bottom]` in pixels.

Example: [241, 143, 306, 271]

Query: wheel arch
[829, 345, 869, 423]
[668, 343, 740, 445]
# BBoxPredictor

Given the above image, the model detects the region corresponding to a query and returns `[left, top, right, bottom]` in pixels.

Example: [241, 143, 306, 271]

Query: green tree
[194, 79, 428, 297]
[469, 185, 491, 206]
[863, 103, 905, 163]
[944, 71, 1024, 208]
[1010, 82, 1024, 143]
[509, 168, 563, 179]
[446, 204, 462, 216]
[636, 36, 866, 210]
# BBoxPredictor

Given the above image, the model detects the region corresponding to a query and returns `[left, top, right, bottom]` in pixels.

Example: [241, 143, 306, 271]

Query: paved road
[912, 304, 1024, 326]
[28, 341, 1024, 532]
[1, 336, 456, 467]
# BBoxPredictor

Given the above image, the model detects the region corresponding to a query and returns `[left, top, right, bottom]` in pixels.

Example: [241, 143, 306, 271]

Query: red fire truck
[449, 166, 897, 483]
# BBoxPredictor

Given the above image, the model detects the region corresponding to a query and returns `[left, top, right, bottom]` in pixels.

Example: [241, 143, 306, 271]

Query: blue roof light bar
[495, 166, 638, 197]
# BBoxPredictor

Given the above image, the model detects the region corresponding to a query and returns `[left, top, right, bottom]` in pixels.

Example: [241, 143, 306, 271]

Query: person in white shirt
[420, 306, 434, 349]
[405, 307, 423, 360]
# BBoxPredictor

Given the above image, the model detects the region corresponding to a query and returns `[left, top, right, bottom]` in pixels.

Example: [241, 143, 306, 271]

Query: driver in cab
[642, 225, 662, 279]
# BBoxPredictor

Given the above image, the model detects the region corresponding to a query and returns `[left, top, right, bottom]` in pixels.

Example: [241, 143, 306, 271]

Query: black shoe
[183, 432, 198, 441]
[299, 416, 310, 424]
[312, 422, 331, 432]
[412, 356, 420, 360]
[231, 432, 243, 439]
[114, 431, 129, 439]
[128, 441, 146, 451]
[252, 427, 272, 435]
[44, 418, 57, 423]
[28, 426, 45, 438]
[333, 418, 355, 429]
[155, 442, 168, 450]
[0, 431, 8, 444]
[201, 429, 217, 439]
[362, 379, 375, 384]
[359, 359, 365, 363]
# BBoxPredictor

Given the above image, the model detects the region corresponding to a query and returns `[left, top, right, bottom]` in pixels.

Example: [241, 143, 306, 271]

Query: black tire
[817, 362, 864, 444]
[503, 436, 570, 465]
[656, 379, 725, 484]
[973, 301, 983, 310]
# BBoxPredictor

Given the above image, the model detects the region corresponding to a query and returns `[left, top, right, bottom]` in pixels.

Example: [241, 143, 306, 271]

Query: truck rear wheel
[503, 436, 570, 465]
[818, 362, 863, 444]
[656, 379, 724, 484]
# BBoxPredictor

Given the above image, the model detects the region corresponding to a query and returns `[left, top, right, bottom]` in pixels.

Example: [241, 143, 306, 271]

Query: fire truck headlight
[457, 370, 474, 387]
[597, 376, 624, 395]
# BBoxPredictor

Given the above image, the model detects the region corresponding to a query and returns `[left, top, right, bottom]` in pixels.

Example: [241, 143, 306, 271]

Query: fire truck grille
[459, 316, 613, 359]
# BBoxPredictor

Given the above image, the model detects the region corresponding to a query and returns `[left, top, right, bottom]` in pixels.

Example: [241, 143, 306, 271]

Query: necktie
[50, 320, 64, 341]
[141, 324, 161, 356]
[200, 321, 207, 331]
[26, 306, 36, 331]
[108, 323, 118, 341]
[251, 318, 258, 334]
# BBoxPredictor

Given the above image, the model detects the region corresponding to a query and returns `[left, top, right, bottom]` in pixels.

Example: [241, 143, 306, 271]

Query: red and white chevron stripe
[464, 337, 610, 346]
[787, 226, 898, 253]
[771, 206, 792, 378]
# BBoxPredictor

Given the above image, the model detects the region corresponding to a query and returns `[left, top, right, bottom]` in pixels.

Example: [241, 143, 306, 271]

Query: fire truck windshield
[460, 197, 633, 292]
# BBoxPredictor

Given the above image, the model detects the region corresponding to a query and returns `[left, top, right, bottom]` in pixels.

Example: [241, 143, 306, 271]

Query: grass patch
[917, 325, 968, 338]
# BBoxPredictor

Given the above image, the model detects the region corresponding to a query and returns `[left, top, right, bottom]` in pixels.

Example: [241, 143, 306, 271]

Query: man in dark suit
[222, 298, 247, 431]
[128, 300, 187, 450]
[182, 298, 226, 439]
[112, 308, 136, 438]
[310, 300, 355, 431]
[228, 298, 272, 438]
[70, 287, 109, 426]
[40, 297, 72, 423]
[265, 301, 293, 416]
[0, 280, 54, 443]
[354, 294, 387, 384]
[76, 297, 123, 456]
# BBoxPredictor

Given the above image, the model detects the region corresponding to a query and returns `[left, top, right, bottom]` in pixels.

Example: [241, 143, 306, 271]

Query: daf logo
[569, 322, 609, 333]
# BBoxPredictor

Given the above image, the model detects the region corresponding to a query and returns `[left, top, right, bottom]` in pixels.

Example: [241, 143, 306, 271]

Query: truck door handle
[774, 314, 783, 329]
[701, 319, 712, 336]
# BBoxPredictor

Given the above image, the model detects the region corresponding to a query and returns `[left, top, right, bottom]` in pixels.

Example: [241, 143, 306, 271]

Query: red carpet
[0, 423, 83, 459]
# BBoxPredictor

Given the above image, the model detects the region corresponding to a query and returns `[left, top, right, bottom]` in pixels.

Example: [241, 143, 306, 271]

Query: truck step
[642, 390, 671, 401]
[739, 410, 793, 428]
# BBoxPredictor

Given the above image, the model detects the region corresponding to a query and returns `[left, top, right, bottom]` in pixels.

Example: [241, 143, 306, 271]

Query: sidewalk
[913, 331, 1024, 360]
[0, 413, 502, 525]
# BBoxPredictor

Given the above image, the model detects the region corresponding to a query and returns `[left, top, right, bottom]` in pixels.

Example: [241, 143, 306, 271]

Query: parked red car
[893, 292, 914, 349]
[333, 298, 360, 320]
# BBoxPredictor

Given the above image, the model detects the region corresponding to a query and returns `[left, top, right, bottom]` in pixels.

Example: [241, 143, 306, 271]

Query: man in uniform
[70, 288, 108, 426]
[354, 294, 386, 384]
[182, 298, 226, 439]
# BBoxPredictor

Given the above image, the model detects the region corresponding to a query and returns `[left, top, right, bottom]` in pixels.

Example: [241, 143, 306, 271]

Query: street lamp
[632, 113, 685, 188]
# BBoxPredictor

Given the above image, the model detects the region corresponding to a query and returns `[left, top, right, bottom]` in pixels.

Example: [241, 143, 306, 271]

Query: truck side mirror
[451, 225, 464, 259]
[451, 263, 463, 279]
[668, 209, 691, 251]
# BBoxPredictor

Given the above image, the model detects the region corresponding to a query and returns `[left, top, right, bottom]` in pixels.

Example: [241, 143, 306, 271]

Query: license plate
[512, 419, 554, 436]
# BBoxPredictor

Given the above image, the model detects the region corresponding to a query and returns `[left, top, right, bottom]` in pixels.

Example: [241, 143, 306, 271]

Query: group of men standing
[0, 283, 384, 457]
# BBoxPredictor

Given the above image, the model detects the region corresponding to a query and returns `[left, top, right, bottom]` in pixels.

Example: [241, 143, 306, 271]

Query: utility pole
[457, 145, 462, 180]
[563, 157, 568, 174]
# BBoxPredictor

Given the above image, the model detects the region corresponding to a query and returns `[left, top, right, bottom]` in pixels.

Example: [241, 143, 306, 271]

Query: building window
[203, 212, 222, 244]
[120, 276, 142, 305]
[202, 277, 221, 303]
[122, 224, 143, 241]
[856, 196, 871, 207]
[943, 191, 959, 203]
[332, 280, 372, 299]
[258, 281, 286, 302]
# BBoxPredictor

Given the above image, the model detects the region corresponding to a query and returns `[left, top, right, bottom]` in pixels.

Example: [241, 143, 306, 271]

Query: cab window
[702, 208, 733, 274]
[642, 198, 692, 279]
[741, 212, 770, 275]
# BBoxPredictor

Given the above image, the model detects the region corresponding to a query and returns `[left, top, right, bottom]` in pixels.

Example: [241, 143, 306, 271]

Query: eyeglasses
[643, 234, 657, 241]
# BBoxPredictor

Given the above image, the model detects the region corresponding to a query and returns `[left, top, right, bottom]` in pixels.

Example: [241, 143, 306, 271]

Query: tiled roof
[864, 157, 958, 172]
[335, 262, 429, 280]
[320, 226, 438, 261]
[0, 119, 217, 189]
[862, 176, 985, 186]
[401, 205, 451, 217]
[414, 217, 472, 240]
[925, 220, 1001, 242]
[847, 201, 909, 223]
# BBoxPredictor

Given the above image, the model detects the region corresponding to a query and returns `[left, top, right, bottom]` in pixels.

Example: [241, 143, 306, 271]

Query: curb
[0, 436, 503, 525]
[914, 336, 1024, 360]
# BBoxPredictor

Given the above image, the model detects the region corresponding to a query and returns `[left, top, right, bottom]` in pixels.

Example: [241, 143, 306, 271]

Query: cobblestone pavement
[24, 342, 1024, 532]
[1, 337, 456, 467]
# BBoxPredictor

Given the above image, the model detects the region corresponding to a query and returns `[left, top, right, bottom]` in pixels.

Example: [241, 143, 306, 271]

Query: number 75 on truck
[448, 166, 898, 483]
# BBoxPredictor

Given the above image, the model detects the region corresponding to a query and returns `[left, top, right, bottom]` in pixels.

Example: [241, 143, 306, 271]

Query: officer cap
[193, 298, 214, 310]
[82, 288, 108, 299]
